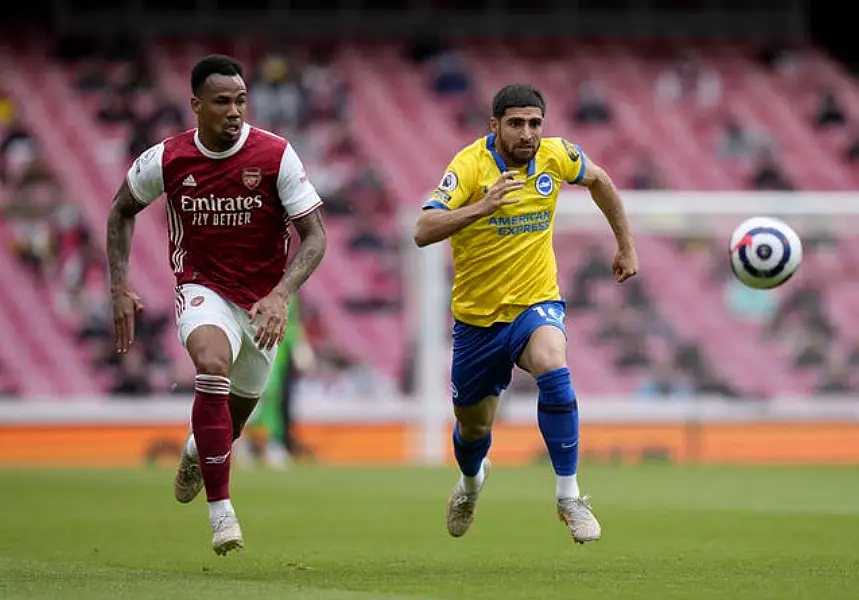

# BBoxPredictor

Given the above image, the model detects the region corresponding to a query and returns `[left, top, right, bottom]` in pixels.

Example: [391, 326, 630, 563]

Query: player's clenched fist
[475, 171, 524, 216]
[612, 245, 639, 283]
[249, 289, 289, 351]
[111, 288, 144, 354]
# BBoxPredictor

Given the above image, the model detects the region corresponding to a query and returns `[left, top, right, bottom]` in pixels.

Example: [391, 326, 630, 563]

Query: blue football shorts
[450, 300, 567, 406]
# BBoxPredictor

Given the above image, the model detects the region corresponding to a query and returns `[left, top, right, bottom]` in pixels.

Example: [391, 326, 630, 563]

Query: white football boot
[445, 459, 491, 537]
[557, 495, 602, 544]
[211, 511, 244, 556]
[173, 433, 204, 504]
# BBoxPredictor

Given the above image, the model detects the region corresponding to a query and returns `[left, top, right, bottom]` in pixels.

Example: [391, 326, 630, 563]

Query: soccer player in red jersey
[106, 55, 327, 555]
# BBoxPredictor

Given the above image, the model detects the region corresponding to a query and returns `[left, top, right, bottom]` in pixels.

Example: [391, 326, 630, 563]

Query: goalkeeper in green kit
[239, 295, 315, 467]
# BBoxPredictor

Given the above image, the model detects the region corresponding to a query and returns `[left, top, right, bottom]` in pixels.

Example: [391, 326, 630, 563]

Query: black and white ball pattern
[729, 217, 803, 290]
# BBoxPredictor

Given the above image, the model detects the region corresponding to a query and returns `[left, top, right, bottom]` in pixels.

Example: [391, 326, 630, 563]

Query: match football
[729, 216, 803, 290]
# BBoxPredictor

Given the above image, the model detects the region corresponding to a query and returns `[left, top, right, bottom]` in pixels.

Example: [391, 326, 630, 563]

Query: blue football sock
[452, 422, 491, 477]
[536, 367, 579, 477]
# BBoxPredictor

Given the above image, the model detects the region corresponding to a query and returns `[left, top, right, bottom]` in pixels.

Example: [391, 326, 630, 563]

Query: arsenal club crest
[242, 167, 262, 190]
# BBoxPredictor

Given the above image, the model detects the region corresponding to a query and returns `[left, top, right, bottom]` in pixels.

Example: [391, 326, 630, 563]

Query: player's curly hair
[191, 54, 244, 96]
[492, 84, 546, 118]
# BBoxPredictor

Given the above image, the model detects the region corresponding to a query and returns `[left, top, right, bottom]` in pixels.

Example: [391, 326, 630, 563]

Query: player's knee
[454, 395, 498, 440]
[525, 346, 567, 377]
[192, 349, 231, 377]
[186, 325, 233, 377]
[458, 420, 492, 441]
[520, 326, 568, 377]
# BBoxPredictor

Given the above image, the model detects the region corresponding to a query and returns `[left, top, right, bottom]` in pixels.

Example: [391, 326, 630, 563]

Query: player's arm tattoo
[278, 208, 327, 296]
[106, 180, 146, 293]
[579, 162, 634, 250]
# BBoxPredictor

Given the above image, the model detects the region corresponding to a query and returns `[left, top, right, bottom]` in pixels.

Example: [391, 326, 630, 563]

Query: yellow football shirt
[422, 134, 586, 327]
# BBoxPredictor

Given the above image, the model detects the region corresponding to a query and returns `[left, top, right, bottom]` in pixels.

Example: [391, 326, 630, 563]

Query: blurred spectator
[97, 89, 135, 125]
[690, 363, 742, 398]
[302, 46, 349, 123]
[355, 165, 393, 213]
[249, 53, 305, 134]
[815, 353, 856, 395]
[571, 78, 612, 125]
[749, 148, 793, 191]
[767, 281, 830, 337]
[111, 345, 153, 396]
[813, 88, 846, 129]
[126, 89, 184, 160]
[455, 92, 490, 134]
[636, 359, 693, 400]
[757, 41, 803, 82]
[844, 127, 859, 164]
[0, 118, 37, 185]
[55, 226, 106, 318]
[75, 57, 109, 93]
[430, 50, 470, 96]
[2, 164, 64, 280]
[719, 116, 772, 159]
[349, 212, 389, 252]
[655, 53, 722, 109]
[343, 257, 402, 315]
[566, 243, 613, 310]
[723, 278, 779, 323]
[789, 324, 829, 369]
[628, 152, 663, 190]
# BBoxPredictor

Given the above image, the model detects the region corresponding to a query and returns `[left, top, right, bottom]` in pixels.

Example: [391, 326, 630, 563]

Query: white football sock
[208, 499, 234, 524]
[556, 474, 580, 500]
[461, 460, 486, 494]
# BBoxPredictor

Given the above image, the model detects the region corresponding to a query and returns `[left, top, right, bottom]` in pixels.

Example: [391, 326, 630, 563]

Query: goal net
[404, 190, 859, 465]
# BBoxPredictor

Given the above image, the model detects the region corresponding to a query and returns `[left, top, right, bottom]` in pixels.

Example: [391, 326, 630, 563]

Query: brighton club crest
[242, 167, 262, 190]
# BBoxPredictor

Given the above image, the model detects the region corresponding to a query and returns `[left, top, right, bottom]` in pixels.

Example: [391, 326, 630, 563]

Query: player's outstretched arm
[413, 205, 488, 248]
[106, 180, 147, 353]
[414, 172, 523, 247]
[577, 160, 638, 282]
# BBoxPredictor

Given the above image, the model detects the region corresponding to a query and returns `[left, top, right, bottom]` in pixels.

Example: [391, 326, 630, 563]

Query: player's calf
[533, 366, 601, 543]
[447, 419, 493, 537]
[174, 396, 259, 504]
[535, 367, 580, 498]
[191, 372, 245, 555]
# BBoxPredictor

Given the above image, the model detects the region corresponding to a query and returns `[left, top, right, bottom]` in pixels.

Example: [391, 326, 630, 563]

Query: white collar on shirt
[193, 122, 251, 159]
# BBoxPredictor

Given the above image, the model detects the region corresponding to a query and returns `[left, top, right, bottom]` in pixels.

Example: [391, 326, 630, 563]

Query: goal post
[405, 232, 450, 465]
[402, 190, 859, 466]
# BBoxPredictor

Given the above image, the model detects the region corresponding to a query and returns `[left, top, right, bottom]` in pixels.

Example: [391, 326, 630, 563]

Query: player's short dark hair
[492, 84, 546, 118]
[191, 54, 244, 96]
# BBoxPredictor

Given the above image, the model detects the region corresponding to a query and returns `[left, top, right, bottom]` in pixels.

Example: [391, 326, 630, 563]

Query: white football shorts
[175, 283, 277, 398]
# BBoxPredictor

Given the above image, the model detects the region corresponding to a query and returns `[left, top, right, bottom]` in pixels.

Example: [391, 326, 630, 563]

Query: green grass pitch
[1, 464, 857, 599]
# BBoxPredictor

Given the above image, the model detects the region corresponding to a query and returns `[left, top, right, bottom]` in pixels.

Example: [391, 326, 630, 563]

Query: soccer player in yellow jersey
[414, 84, 638, 544]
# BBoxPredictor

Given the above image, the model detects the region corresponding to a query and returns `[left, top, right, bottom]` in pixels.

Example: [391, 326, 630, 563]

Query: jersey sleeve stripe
[125, 174, 148, 205]
[289, 200, 323, 220]
[568, 144, 587, 184]
[422, 200, 451, 211]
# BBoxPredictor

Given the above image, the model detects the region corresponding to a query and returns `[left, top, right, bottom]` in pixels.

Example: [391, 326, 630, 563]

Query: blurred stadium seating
[1, 30, 858, 400]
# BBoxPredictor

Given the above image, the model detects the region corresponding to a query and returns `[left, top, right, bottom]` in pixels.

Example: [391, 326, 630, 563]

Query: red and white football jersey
[126, 123, 323, 310]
